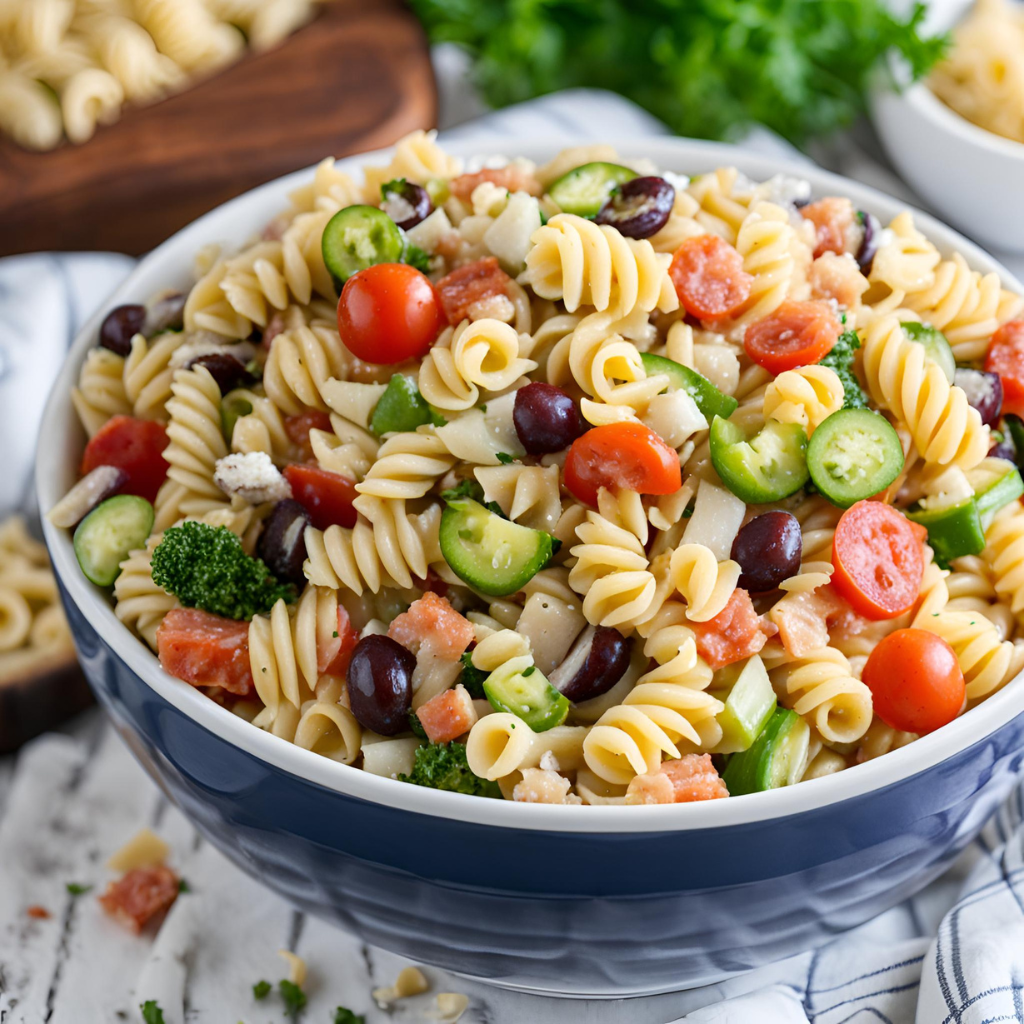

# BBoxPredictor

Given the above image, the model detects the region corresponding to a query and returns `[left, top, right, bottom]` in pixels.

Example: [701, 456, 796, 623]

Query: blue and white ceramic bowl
[37, 138, 1024, 998]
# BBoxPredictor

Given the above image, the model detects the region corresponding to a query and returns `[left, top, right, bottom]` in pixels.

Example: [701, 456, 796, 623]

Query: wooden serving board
[0, 0, 437, 257]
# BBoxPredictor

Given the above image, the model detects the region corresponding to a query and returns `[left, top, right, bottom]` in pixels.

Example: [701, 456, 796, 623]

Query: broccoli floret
[819, 329, 869, 409]
[151, 521, 294, 621]
[457, 650, 489, 699]
[399, 742, 501, 798]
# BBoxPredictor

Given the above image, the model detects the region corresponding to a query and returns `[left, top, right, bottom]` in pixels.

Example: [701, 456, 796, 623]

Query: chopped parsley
[279, 979, 307, 1019]
[65, 882, 92, 896]
[819, 330, 869, 409]
[252, 980, 271, 1000]
[140, 1001, 165, 1024]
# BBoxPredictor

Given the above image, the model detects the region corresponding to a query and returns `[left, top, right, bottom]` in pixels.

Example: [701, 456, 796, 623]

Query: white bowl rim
[37, 134, 1024, 836]
[878, 61, 1024, 162]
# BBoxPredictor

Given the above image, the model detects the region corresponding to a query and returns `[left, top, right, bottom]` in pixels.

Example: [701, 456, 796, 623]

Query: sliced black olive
[550, 626, 632, 703]
[856, 210, 882, 275]
[594, 176, 675, 239]
[257, 500, 312, 586]
[381, 179, 433, 231]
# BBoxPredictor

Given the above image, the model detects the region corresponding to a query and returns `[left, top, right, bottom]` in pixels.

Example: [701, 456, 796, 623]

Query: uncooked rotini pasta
[51, 133, 1024, 806]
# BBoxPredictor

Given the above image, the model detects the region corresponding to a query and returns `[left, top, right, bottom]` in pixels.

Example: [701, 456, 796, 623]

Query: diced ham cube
[689, 590, 773, 670]
[625, 754, 729, 804]
[156, 608, 254, 697]
[800, 197, 861, 259]
[387, 592, 474, 663]
[98, 865, 179, 934]
[416, 683, 478, 744]
[436, 257, 513, 326]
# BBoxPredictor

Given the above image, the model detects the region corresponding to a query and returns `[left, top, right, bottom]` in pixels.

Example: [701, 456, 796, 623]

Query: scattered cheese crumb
[538, 750, 560, 772]
[213, 452, 291, 505]
[168, 335, 251, 368]
[372, 965, 429, 1006]
[467, 293, 516, 323]
[278, 949, 307, 987]
[106, 828, 169, 873]
[512, 768, 582, 805]
[427, 992, 470, 1022]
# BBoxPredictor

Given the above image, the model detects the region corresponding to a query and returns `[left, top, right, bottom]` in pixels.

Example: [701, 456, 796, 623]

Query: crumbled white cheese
[169, 335, 255, 369]
[753, 173, 812, 208]
[213, 452, 291, 504]
[539, 750, 561, 772]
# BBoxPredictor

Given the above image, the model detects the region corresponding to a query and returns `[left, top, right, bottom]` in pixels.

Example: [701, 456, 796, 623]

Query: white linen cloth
[3, 84, 1024, 1024]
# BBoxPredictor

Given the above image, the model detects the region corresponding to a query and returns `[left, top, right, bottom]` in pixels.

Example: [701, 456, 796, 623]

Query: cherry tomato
[831, 501, 925, 620]
[744, 300, 841, 375]
[862, 628, 965, 734]
[283, 464, 357, 530]
[81, 415, 169, 504]
[564, 423, 681, 507]
[436, 257, 513, 325]
[985, 320, 1024, 415]
[284, 410, 332, 460]
[337, 263, 445, 365]
[669, 235, 752, 320]
[319, 606, 358, 677]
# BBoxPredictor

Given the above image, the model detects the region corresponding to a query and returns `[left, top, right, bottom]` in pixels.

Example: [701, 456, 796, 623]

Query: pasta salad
[52, 131, 1024, 806]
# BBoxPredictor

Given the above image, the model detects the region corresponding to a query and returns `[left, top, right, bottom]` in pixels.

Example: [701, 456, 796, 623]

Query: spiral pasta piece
[354, 430, 456, 501]
[465, 714, 588, 781]
[685, 167, 753, 244]
[859, 316, 989, 469]
[863, 212, 941, 316]
[71, 347, 131, 436]
[763, 365, 844, 435]
[263, 323, 350, 414]
[983, 501, 1024, 614]
[668, 544, 741, 623]
[293, 702, 361, 764]
[113, 536, 177, 651]
[419, 319, 536, 411]
[162, 364, 230, 504]
[124, 331, 181, 421]
[474, 464, 561, 532]
[769, 647, 873, 745]
[523, 213, 678, 320]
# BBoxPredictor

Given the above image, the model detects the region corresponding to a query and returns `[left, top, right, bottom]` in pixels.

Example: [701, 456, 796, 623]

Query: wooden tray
[0, 0, 437, 257]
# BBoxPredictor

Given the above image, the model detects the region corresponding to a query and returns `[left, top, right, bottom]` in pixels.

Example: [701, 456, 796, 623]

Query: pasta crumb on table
[50, 130, 1024, 806]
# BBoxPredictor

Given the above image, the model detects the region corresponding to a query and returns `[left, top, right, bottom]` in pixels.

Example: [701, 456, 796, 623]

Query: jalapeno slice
[439, 498, 556, 596]
[640, 352, 738, 421]
[902, 321, 956, 384]
[547, 161, 637, 218]
[710, 417, 809, 504]
[321, 205, 404, 284]
[970, 460, 1024, 528]
[806, 408, 904, 508]
[483, 659, 569, 732]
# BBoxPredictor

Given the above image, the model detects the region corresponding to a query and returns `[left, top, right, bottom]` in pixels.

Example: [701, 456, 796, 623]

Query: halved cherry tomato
[985, 320, 1024, 415]
[862, 628, 965, 734]
[688, 589, 773, 670]
[337, 263, 445, 365]
[744, 300, 841, 375]
[319, 605, 358, 677]
[436, 257, 513, 325]
[156, 608, 254, 697]
[669, 235, 752, 320]
[564, 422, 681, 507]
[284, 410, 332, 461]
[283, 464, 357, 530]
[81, 415, 168, 504]
[831, 501, 925, 620]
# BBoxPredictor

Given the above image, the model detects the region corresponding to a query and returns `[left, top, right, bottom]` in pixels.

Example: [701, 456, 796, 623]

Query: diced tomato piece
[436, 257, 513, 325]
[283, 463, 357, 530]
[662, 754, 730, 801]
[387, 591, 473, 662]
[26, 905, 51, 919]
[831, 501, 925, 620]
[800, 197, 859, 258]
[416, 683, 479, 744]
[985, 321, 1024, 411]
[156, 608, 254, 697]
[565, 423, 681, 508]
[450, 167, 542, 201]
[669, 235, 753, 320]
[81, 415, 169, 504]
[284, 410, 332, 461]
[744, 300, 842, 376]
[98, 865, 179, 934]
[689, 589, 771, 670]
[319, 606, 357, 677]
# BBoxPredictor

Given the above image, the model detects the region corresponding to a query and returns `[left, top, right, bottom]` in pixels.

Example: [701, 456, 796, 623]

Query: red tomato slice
[688, 589, 772, 670]
[669, 235, 752, 320]
[156, 608, 254, 697]
[831, 501, 925, 620]
[799, 197, 857, 258]
[744, 300, 842, 375]
[283, 464, 357, 530]
[436, 257, 513, 325]
[862, 628, 965, 734]
[80, 415, 169, 504]
[319, 605, 358, 677]
[985, 320, 1024, 406]
[416, 684, 477, 744]
[337, 263, 446, 364]
[564, 423, 681, 507]
[284, 410, 332, 461]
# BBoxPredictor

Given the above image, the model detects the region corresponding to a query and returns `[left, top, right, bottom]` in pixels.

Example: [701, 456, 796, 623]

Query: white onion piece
[682, 480, 745, 561]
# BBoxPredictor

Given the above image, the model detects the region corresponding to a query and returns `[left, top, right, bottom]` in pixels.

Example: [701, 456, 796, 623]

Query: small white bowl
[870, 8, 1024, 253]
